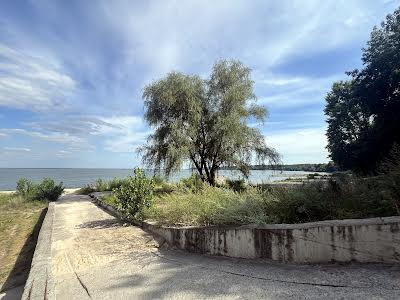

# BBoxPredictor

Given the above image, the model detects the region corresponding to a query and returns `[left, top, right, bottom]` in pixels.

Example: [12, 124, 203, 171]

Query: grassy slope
[0, 194, 47, 291]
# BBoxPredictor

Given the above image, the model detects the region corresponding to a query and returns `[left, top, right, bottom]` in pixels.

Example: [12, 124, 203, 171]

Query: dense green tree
[140, 60, 280, 185]
[325, 7, 400, 173]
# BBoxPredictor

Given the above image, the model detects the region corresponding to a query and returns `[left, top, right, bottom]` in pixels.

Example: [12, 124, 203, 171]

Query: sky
[0, 0, 399, 168]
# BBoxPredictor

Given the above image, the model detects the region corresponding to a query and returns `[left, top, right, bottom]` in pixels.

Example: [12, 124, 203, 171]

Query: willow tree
[141, 60, 280, 185]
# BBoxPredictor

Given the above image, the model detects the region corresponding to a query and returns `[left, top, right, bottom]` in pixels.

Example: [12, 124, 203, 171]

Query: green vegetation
[325, 7, 400, 174]
[0, 191, 47, 291]
[78, 177, 129, 194]
[16, 178, 64, 201]
[140, 60, 279, 185]
[94, 161, 399, 226]
[112, 168, 155, 218]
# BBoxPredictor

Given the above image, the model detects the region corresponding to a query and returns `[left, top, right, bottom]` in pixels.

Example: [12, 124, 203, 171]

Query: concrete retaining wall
[91, 194, 400, 264]
[22, 202, 55, 300]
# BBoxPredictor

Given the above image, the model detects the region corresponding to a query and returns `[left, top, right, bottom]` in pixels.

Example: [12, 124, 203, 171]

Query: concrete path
[52, 195, 400, 299]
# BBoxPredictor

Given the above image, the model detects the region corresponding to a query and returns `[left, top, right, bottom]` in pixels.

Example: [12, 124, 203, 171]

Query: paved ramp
[50, 195, 400, 299]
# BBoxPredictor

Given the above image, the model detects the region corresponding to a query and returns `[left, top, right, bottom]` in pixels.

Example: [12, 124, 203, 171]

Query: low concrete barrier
[22, 202, 55, 300]
[91, 194, 400, 264]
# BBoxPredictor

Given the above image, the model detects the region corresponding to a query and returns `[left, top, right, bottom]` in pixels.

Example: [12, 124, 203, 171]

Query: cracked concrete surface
[52, 195, 400, 299]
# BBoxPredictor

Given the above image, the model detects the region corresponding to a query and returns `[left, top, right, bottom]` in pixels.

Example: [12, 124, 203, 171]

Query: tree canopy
[141, 60, 280, 185]
[325, 7, 400, 174]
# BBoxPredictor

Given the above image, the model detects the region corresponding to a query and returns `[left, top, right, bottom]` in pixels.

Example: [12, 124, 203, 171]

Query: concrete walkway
[51, 195, 400, 299]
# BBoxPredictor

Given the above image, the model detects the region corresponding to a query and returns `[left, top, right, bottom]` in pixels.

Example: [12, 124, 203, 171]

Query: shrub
[107, 177, 127, 190]
[77, 184, 95, 195]
[180, 174, 204, 192]
[16, 178, 64, 201]
[225, 178, 247, 192]
[113, 168, 155, 218]
[35, 178, 64, 201]
[95, 178, 108, 192]
[378, 144, 400, 214]
[152, 175, 166, 186]
[16, 178, 35, 199]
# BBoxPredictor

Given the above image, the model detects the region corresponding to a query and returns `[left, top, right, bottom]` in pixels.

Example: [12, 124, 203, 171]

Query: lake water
[0, 168, 317, 190]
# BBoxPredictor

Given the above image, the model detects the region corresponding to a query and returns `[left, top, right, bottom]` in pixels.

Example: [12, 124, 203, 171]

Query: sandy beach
[0, 188, 80, 195]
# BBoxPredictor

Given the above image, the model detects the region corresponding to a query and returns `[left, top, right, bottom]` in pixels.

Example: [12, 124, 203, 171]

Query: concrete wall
[92, 194, 400, 264]
[22, 203, 55, 300]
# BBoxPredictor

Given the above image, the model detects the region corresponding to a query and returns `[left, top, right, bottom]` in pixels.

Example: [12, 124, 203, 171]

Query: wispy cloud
[0, 44, 75, 111]
[3, 146, 31, 152]
[0, 0, 397, 167]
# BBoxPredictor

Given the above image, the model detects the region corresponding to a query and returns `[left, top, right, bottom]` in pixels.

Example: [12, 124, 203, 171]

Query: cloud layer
[0, 0, 398, 167]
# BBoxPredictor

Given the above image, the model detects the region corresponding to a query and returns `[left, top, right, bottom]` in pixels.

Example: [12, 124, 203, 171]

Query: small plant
[113, 168, 155, 218]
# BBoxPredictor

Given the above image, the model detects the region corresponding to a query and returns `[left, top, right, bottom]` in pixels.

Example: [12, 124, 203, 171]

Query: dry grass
[0, 193, 47, 291]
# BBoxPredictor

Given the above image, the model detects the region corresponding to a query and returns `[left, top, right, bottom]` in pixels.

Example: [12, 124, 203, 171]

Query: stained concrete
[41, 195, 400, 299]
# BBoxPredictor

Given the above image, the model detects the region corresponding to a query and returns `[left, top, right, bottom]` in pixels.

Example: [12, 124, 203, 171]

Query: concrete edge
[21, 202, 55, 300]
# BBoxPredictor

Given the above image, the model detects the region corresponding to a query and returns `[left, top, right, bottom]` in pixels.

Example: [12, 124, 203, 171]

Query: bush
[77, 184, 95, 195]
[16, 178, 64, 201]
[95, 178, 108, 192]
[107, 177, 127, 190]
[113, 168, 155, 218]
[180, 174, 204, 192]
[16, 178, 35, 199]
[35, 178, 64, 201]
[379, 144, 400, 214]
[225, 179, 247, 192]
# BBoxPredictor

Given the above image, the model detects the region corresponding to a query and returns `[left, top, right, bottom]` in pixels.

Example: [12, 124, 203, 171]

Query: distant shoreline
[0, 188, 80, 194]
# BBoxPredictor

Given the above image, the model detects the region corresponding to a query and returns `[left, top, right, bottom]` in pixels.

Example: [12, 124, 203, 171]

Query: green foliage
[113, 168, 155, 218]
[142, 174, 398, 226]
[78, 177, 128, 194]
[77, 184, 95, 195]
[141, 60, 280, 185]
[225, 178, 247, 192]
[95, 178, 108, 192]
[325, 7, 400, 173]
[152, 175, 166, 186]
[180, 174, 204, 192]
[102, 194, 118, 207]
[378, 144, 400, 214]
[16, 178, 64, 201]
[16, 178, 35, 199]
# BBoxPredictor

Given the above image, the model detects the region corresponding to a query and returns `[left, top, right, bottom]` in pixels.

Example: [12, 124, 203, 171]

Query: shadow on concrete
[0, 208, 47, 296]
[77, 219, 123, 230]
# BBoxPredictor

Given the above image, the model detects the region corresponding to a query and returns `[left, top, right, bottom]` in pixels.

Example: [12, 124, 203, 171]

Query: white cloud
[0, 44, 75, 111]
[265, 127, 329, 163]
[3, 147, 31, 152]
[2, 128, 89, 148]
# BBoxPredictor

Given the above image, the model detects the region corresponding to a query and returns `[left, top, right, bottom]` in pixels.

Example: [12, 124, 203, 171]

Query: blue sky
[0, 0, 398, 168]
